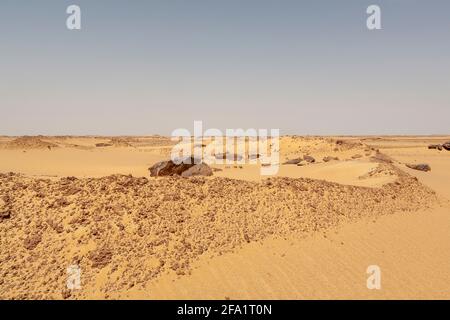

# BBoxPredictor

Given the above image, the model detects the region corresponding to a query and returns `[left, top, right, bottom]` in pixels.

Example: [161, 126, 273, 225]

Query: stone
[406, 163, 431, 172]
[283, 158, 302, 165]
[181, 163, 213, 177]
[323, 156, 339, 162]
[443, 142, 450, 151]
[303, 155, 316, 163]
[149, 157, 213, 177]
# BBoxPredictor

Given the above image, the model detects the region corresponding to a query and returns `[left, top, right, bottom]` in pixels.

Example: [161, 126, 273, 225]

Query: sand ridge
[0, 159, 439, 299]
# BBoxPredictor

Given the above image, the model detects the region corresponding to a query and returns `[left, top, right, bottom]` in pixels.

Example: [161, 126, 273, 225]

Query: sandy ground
[0, 135, 449, 299]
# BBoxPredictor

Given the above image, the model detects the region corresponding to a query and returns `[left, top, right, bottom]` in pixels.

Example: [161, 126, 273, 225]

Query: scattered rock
[89, 247, 113, 268]
[5, 136, 58, 150]
[149, 157, 213, 177]
[0, 209, 10, 221]
[303, 155, 315, 163]
[95, 143, 113, 147]
[371, 152, 393, 164]
[443, 142, 450, 151]
[283, 158, 302, 165]
[181, 163, 213, 177]
[323, 156, 339, 162]
[24, 234, 42, 250]
[428, 144, 441, 150]
[406, 163, 431, 172]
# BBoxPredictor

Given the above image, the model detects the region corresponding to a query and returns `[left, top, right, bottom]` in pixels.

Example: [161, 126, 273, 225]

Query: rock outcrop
[406, 163, 431, 172]
[149, 157, 212, 177]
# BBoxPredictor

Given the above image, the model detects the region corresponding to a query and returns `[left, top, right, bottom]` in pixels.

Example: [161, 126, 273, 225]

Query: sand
[0, 135, 449, 299]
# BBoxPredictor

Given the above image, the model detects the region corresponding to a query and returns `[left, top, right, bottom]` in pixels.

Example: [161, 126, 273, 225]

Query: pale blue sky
[1, 0, 449, 135]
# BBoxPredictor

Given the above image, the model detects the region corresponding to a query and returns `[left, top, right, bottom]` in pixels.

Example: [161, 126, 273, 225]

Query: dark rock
[303, 155, 316, 163]
[89, 247, 113, 268]
[0, 198, 10, 221]
[0, 209, 11, 220]
[323, 156, 339, 162]
[24, 234, 42, 250]
[95, 143, 113, 147]
[406, 163, 431, 172]
[149, 157, 213, 177]
[181, 163, 213, 177]
[443, 142, 450, 151]
[351, 154, 362, 159]
[428, 144, 441, 149]
[283, 158, 302, 165]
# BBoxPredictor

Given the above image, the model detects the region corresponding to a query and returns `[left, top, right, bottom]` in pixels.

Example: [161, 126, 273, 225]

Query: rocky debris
[5, 136, 58, 150]
[95, 143, 113, 147]
[303, 155, 316, 163]
[406, 163, 431, 172]
[283, 158, 302, 165]
[443, 142, 450, 151]
[323, 156, 339, 162]
[149, 157, 212, 177]
[0, 198, 11, 221]
[181, 163, 213, 177]
[0, 209, 10, 220]
[0, 168, 439, 299]
[428, 142, 450, 151]
[334, 139, 363, 150]
[89, 247, 113, 268]
[351, 154, 363, 159]
[109, 138, 132, 147]
[371, 152, 394, 164]
[284, 155, 315, 165]
[24, 234, 42, 250]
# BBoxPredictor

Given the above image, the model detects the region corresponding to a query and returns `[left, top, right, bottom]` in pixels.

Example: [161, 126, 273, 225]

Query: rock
[371, 152, 393, 164]
[406, 163, 431, 172]
[303, 155, 315, 163]
[323, 156, 339, 162]
[351, 154, 362, 159]
[296, 161, 307, 166]
[181, 163, 213, 177]
[89, 247, 113, 268]
[0, 198, 11, 221]
[149, 157, 213, 177]
[95, 143, 113, 147]
[24, 234, 42, 250]
[0, 209, 10, 220]
[428, 144, 441, 149]
[283, 158, 302, 165]
[443, 142, 450, 151]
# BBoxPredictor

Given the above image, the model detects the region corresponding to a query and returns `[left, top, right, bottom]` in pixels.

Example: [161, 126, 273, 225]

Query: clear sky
[1, 0, 449, 135]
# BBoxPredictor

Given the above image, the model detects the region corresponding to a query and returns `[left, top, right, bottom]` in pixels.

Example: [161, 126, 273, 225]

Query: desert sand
[0, 135, 449, 299]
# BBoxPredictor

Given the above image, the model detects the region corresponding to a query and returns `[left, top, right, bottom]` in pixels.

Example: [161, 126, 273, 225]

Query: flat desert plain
[0, 135, 449, 299]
